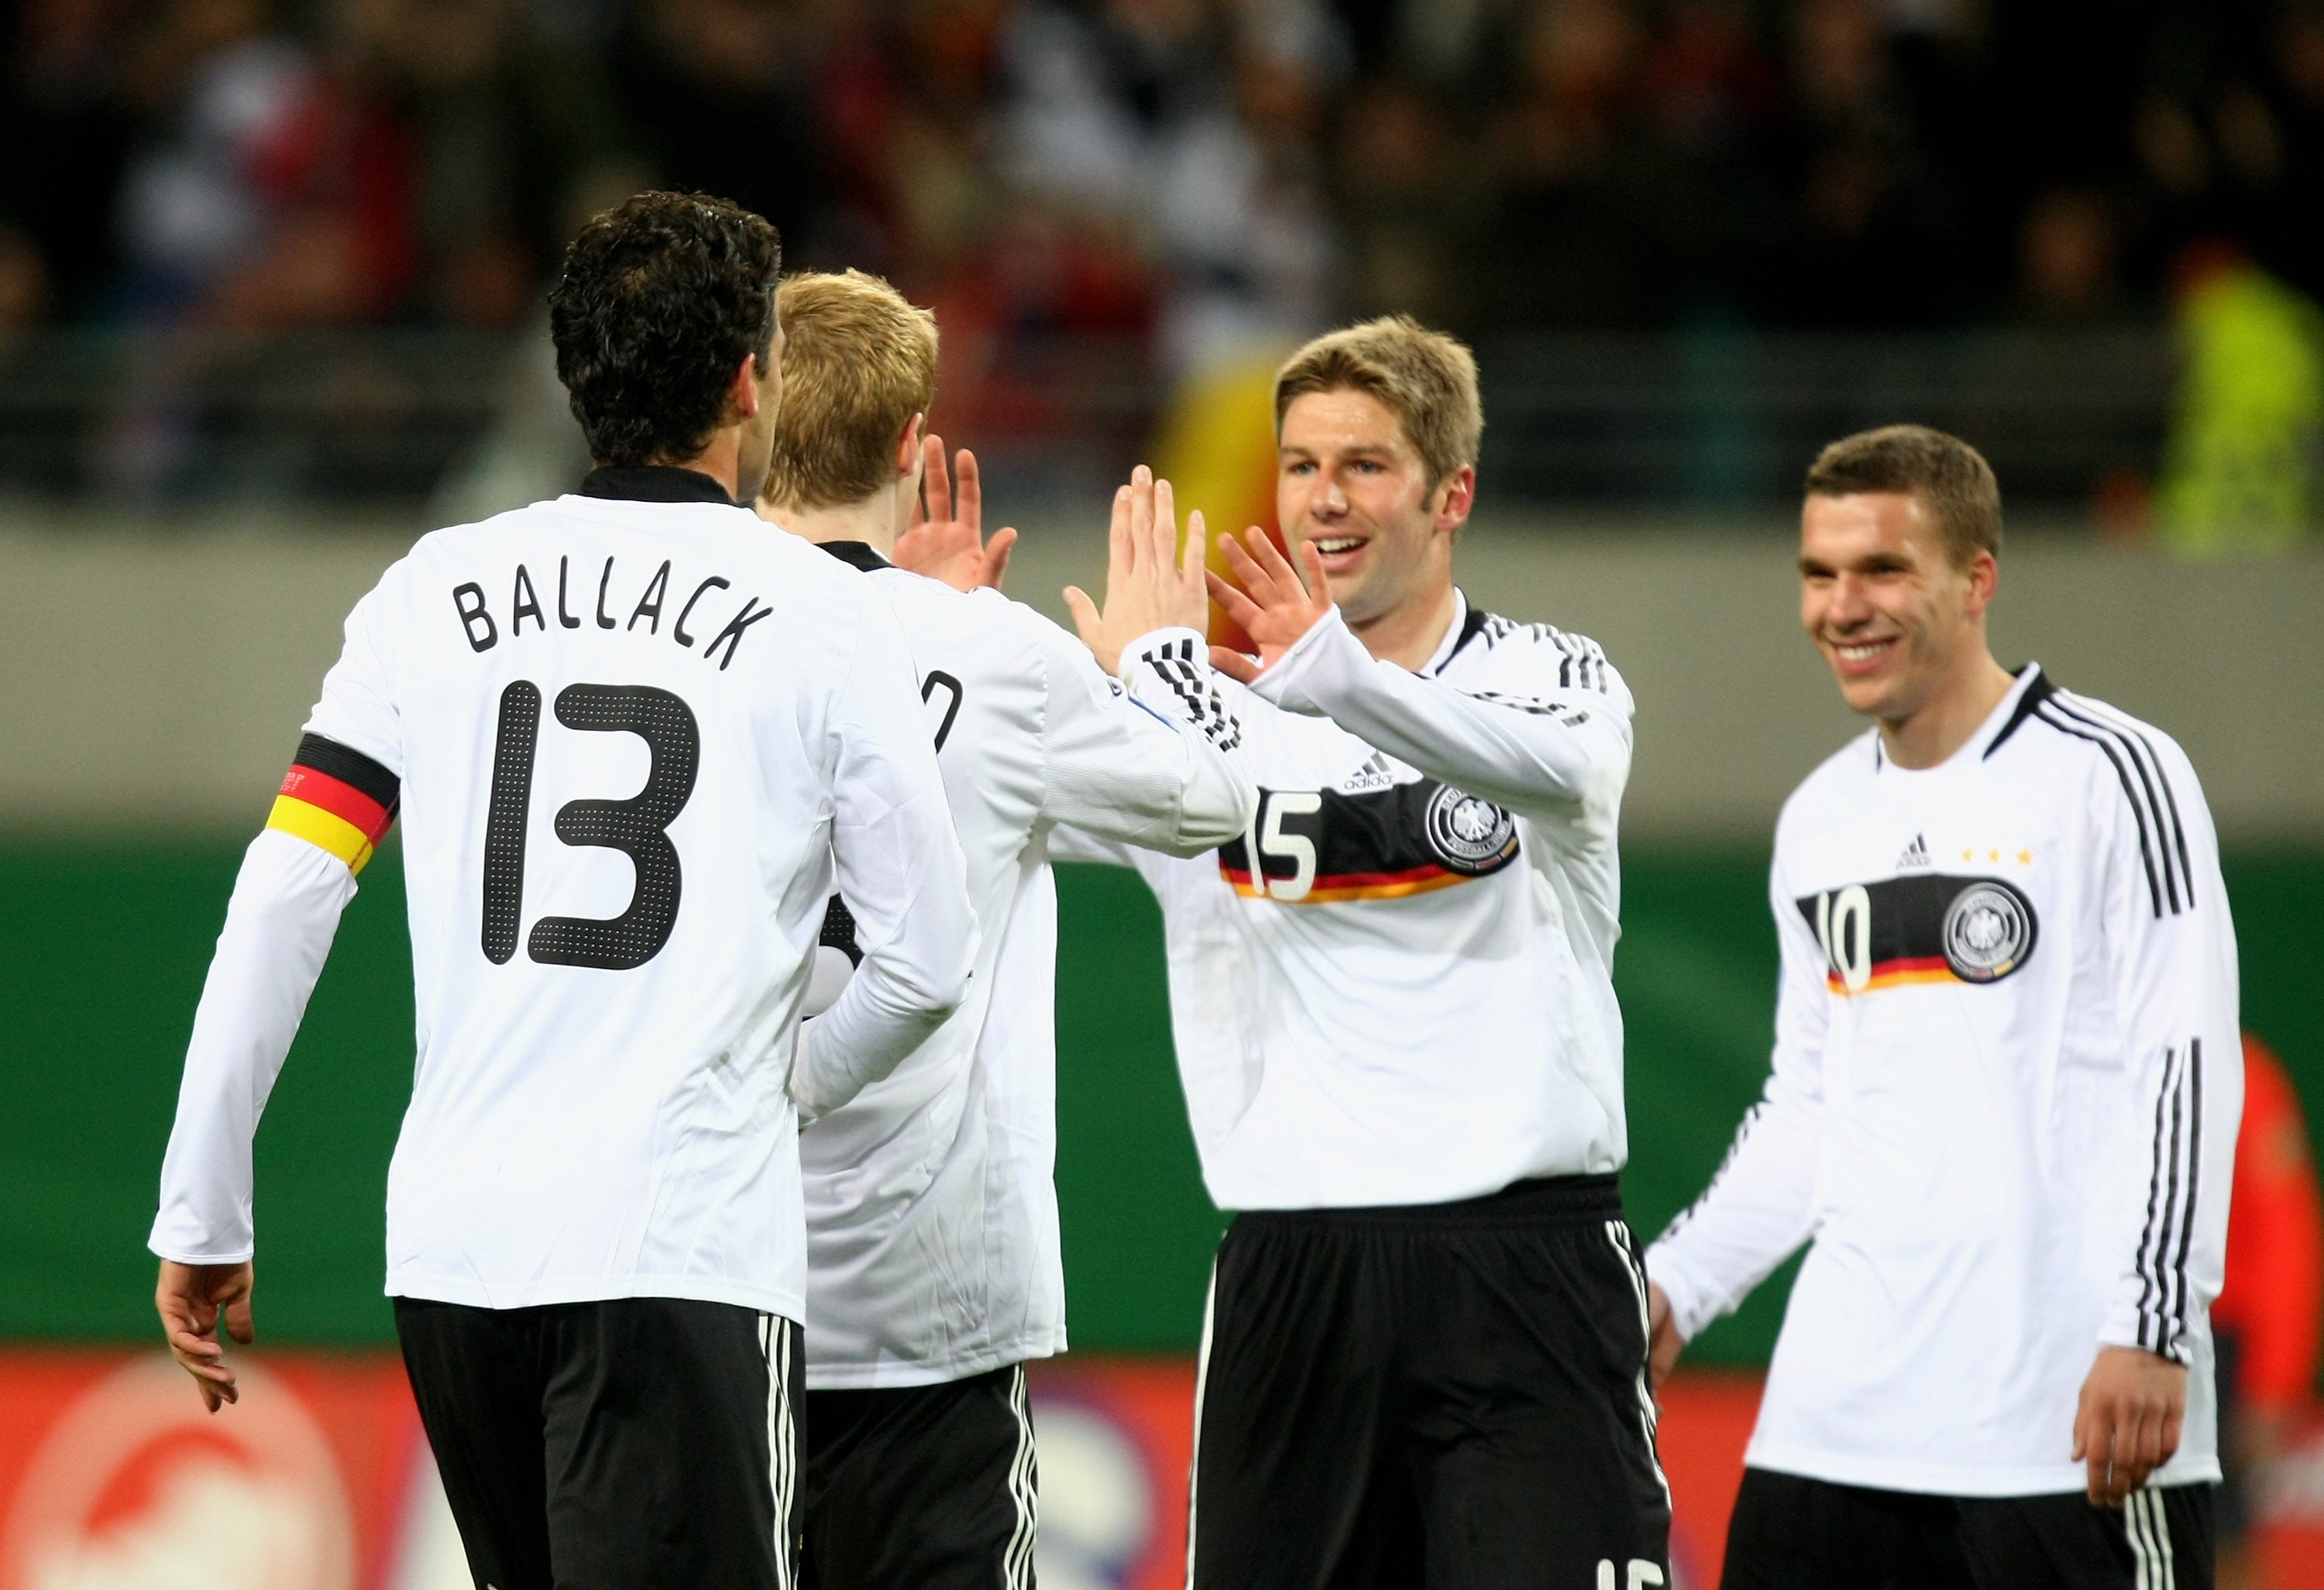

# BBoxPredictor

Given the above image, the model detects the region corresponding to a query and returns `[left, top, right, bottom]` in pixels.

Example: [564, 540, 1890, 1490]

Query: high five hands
[1064, 466, 1210, 675]
[894, 432, 1017, 594]
[1205, 527, 1336, 685]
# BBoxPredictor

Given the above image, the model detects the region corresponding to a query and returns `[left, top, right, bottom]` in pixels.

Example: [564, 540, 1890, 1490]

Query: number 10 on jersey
[480, 680, 702, 970]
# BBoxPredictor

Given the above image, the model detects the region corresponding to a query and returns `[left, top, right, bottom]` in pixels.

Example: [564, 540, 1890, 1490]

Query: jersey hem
[1741, 1442, 2222, 1497]
[386, 1270, 803, 1320]
[803, 1333, 1065, 1391]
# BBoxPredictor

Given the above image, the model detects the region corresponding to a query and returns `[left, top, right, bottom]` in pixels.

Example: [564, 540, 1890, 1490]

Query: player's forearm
[796, 950, 969, 1117]
[1251, 610, 1625, 813]
[1645, 1096, 1822, 1341]
[2102, 1028, 2241, 1362]
[150, 829, 354, 1262]
[1098, 631, 1257, 856]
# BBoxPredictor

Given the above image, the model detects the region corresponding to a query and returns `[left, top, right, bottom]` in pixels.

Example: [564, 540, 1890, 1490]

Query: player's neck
[650, 432, 746, 503]
[755, 489, 901, 558]
[1876, 647, 2019, 770]
[1349, 581, 1460, 672]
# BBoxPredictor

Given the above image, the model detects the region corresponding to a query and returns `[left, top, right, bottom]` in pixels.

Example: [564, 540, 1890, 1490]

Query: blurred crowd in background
[6, 0, 2324, 527]
[12, 0, 2324, 351]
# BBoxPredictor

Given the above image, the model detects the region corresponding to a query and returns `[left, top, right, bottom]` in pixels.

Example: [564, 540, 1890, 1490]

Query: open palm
[894, 434, 1017, 593]
[1205, 530, 1336, 684]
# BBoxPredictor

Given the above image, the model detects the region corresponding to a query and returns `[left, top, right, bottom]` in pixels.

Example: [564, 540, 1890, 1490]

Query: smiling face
[1277, 387, 1473, 631]
[1800, 489, 1996, 722]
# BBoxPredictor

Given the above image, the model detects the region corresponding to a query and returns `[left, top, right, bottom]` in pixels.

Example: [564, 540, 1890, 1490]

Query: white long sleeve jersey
[1061, 590, 1635, 1210]
[1645, 665, 2243, 1497]
[150, 473, 976, 1325]
[799, 543, 1255, 1388]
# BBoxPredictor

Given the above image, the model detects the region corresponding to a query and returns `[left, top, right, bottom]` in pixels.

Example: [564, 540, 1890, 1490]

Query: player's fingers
[920, 426, 951, 525]
[1127, 466, 1154, 575]
[1208, 646, 1261, 684]
[1204, 568, 1262, 629]
[982, 527, 1016, 590]
[1181, 510, 1208, 586]
[1250, 525, 1300, 584]
[1296, 537, 1329, 600]
[1150, 477, 1177, 575]
[1062, 586, 1100, 644]
[1216, 532, 1270, 597]
[954, 448, 982, 533]
[1109, 486, 1133, 579]
[225, 1296, 255, 1346]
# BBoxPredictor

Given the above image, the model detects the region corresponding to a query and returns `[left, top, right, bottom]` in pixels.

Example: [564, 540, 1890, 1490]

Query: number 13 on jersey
[480, 680, 701, 970]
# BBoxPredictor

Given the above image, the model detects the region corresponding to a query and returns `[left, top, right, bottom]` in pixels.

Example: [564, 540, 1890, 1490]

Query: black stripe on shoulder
[1982, 668, 2055, 758]
[2057, 692, 2195, 913]
[1445, 602, 1493, 665]
[2047, 694, 2191, 914]
[2029, 704, 2173, 918]
[294, 733, 400, 809]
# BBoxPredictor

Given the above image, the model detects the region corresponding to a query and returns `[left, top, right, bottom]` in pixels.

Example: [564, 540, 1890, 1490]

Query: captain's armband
[266, 733, 400, 874]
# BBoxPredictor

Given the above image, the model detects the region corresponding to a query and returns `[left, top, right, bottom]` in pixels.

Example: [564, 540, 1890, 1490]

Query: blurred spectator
[2212, 1033, 2324, 1590]
[346, 0, 634, 328]
[2155, 240, 2324, 555]
[2016, 187, 2132, 325]
[1758, 0, 1965, 325]
[1151, 15, 1339, 371]
[1476, 0, 1677, 330]
[612, 0, 828, 256]
[1332, 74, 1479, 330]
[0, 0, 138, 321]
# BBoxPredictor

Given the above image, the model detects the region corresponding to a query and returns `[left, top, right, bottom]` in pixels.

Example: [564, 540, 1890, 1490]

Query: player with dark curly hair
[149, 191, 975, 1590]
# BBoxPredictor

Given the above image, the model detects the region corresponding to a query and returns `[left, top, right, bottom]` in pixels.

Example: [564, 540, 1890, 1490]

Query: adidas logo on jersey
[1896, 833, 1932, 870]
[1337, 753, 1398, 795]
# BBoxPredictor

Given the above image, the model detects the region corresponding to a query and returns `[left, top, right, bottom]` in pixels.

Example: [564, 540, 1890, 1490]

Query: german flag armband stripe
[266, 733, 400, 874]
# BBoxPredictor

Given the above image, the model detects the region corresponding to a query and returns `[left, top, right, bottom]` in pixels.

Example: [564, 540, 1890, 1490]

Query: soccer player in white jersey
[146, 194, 977, 1590]
[751, 269, 1255, 1588]
[1057, 317, 1670, 1586]
[1644, 426, 2242, 1588]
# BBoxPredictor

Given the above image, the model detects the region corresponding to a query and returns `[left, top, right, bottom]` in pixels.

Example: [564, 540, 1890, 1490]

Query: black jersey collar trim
[1982, 665, 2053, 759]
[579, 465, 738, 507]
[1428, 590, 1488, 675]
[814, 541, 892, 573]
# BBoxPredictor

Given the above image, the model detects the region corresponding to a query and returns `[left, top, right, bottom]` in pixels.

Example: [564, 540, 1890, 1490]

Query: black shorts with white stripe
[800, 1362, 1039, 1590]
[1723, 1468, 2214, 1590]
[1186, 1173, 1672, 1590]
[395, 1296, 801, 1590]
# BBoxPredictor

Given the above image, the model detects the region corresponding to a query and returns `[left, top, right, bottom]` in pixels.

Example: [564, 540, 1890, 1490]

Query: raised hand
[894, 432, 1018, 593]
[156, 1259, 255, 1412]
[2072, 1346, 2187, 1506]
[1205, 528, 1336, 685]
[1063, 465, 1208, 675]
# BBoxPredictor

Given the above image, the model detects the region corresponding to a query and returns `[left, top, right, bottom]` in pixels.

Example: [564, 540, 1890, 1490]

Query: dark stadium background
[4, 0, 2323, 1585]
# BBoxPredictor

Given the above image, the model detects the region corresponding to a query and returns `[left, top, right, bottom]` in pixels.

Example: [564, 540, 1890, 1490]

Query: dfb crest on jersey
[1941, 880, 2037, 982]
[1425, 786, 1519, 874]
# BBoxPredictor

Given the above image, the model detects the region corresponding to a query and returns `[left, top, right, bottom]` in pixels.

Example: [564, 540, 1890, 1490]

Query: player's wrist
[1114, 624, 1208, 683]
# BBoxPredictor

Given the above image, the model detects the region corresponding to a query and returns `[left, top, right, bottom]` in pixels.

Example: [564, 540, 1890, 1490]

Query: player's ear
[1964, 548, 2000, 616]
[727, 351, 764, 422]
[1435, 465, 1477, 537]
[896, 413, 925, 479]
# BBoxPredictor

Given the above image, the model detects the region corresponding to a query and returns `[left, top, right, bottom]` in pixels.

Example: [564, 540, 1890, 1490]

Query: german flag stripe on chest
[1796, 871, 2040, 994]
[267, 733, 401, 874]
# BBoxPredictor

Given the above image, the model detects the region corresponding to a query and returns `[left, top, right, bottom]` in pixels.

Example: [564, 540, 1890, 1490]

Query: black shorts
[1723, 1468, 2216, 1590]
[800, 1362, 1038, 1589]
[1186, 1173, 1672, 1590]
[395, 1296, 802, 1590]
